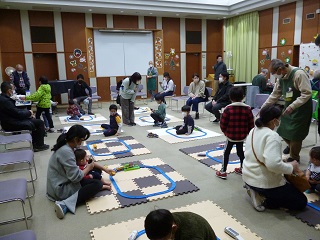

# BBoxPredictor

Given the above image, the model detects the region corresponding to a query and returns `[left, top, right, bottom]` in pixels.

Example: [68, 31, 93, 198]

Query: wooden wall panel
[96, 77, 111, 101]
[258, 48, 272, 73]
[206, 20, 223, 52]
[144, 16, 156, 29]
[186, 19, 201, 31]
[301, 0, 320, 44]
[259, 9, 273, 48]
[277, 46, 294, 64]
[61, 12, 86, 53]
[92, 14, 106, 28]
[278, 2, 296, 46]
[113, 15, 138, 29]
[32, 43, 56, 53]
[29, 11, 54, 26]
[33, 53, 59, 88]
[0, 10, 24, 53]
[1, 53, 25, 81]
[64, 52, 89, 82]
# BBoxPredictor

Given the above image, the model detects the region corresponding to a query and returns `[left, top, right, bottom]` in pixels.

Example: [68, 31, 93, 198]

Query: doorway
[33, 53, 59, 88]
[186, 53, 201, 86]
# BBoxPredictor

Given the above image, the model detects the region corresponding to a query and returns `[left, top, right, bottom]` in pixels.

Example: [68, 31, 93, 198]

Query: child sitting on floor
[216, 87, 254, 180]
[67, 99, 81, 120]
[101, 104, 122, 136]
[175, 105, 194, 135]
[150, 95, 167, 128]
[75, 149, 114, 191]
[306, 146, 320, 193]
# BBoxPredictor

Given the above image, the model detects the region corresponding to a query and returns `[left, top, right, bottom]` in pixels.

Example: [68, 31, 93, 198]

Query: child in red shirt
[67, 99, 81, 120]
[75, 149, 114, 190]
[216, 87, 254, 179]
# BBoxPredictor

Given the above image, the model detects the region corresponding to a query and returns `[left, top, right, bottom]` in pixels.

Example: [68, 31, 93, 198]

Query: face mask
[273, 119, 281, 132]
[136, 81, 141, 85]
[182, 112, 187, 117]
[17, 71, 23, 74]
[273, 73, 283, 79]
[110, 112, 116, 116]
[193, 78, 199, 83]
[219, 77, 224, 83]
[149, 64, 153, 68]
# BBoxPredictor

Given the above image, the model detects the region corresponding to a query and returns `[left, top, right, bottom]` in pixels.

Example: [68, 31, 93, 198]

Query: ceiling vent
[306, 13, 315, 20]
[283, 18, 291, 24]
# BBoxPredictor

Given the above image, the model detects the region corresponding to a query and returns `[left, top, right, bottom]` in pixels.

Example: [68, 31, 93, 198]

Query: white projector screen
[94, 30, 154, 77]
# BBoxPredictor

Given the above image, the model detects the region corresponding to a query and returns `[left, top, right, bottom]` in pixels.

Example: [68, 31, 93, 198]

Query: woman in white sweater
[243, 105, 307, 212]
[186, 73, 207, 119]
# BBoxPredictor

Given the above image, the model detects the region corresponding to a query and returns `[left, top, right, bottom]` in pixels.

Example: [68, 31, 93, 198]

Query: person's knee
[205, 103, 211, 111]
[293, 193, 307, 210]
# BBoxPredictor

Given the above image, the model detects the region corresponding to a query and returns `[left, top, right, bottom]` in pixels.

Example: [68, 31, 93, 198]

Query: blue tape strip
[139, 116, 170, 123]
[110, 165, 176, 199]
[67, 115, 93, 122]
[165, 127, 207, 139]
[307, 202, 320, 212]
[206, 149, 240, 164]
[87, 139, 132, 156]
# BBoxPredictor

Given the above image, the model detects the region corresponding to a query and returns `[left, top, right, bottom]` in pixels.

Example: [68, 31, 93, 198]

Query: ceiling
[0, 0, 297, 19]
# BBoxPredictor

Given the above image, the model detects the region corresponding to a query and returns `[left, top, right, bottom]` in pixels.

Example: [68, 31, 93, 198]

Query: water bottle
[26, 90, 30, 97]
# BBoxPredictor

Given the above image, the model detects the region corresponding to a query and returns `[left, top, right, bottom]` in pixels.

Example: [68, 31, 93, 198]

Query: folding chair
[136, 84, 147, 104]
[0, 178, 33, 229]
[166, 85, 176, 109]
[171, 86, 189, 110]
[0, 150, 37, 196]
[0, 230, 36, 240]
[90, 86, 102, 108]
[200, 87, 213, 114]
[110, 85, 118, 104]
[0, 133, 32, 152]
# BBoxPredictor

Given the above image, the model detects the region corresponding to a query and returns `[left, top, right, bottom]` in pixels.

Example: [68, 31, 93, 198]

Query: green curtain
[225, 12, 259, 82]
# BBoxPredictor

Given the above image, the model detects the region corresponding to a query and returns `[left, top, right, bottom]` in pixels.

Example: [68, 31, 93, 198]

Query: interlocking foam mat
[135, 114, 181, 126]
[147, 126, 222, 144]
[179, 142, 241, 173]
[80, 136, 151, 161]
[63, 124, 124, 136]
[290, 193, 320, 230]
[58, 113, 107, 124]
[118, 107, 152, 116]
[90, 200, 262, 240]
[85, 158, 199, 214]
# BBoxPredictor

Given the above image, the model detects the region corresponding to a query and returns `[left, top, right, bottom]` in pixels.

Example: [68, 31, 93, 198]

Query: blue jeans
[101, 124, 117, 137]
[155, 91, 173, 103]
[42, 112, 52, 128]
[186, 97, 206, 112]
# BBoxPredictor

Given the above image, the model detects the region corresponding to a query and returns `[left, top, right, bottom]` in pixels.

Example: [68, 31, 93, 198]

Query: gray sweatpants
[120, 96, 134, 124]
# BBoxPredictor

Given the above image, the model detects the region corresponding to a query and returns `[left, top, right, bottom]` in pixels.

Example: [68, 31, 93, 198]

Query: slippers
[147, 132, 158, 138]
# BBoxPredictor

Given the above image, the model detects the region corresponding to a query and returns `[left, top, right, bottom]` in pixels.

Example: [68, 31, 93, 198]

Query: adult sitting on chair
[205, 72, 232, 123]
[0, 81, 49, 152]
[186, 73, 206, 119]
[252, 69, 273, 94]
[155, 72, 174, 104]
[71, 74, 94, 115]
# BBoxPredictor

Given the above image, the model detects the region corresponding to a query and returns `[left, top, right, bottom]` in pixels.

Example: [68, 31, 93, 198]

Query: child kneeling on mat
[216, 87, 254, 179]
[67, 99, 81, 120]
[150, 95, 167, 128]
[101, 104, 122, 136]
[175, 105, 194, 135]
[75, 149, 114, 190]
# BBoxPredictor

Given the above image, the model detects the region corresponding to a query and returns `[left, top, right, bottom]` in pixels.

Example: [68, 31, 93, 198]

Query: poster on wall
[299, 43, 320, 79]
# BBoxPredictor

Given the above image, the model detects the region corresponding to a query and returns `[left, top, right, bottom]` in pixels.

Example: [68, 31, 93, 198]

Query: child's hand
[179, 127, 183, 130]
[309, 179, 317, 184]
[89, 174, 93, 179]
[106, 169, 116, 176]
[115, 132, 119, 136]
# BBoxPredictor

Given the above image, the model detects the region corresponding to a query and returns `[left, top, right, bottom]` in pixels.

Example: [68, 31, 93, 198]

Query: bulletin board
[299, 43, 320, 79]
[93, 30, 154, 77]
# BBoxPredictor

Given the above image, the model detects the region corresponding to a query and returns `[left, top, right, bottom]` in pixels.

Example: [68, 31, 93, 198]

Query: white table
[233, 83, 252, 87]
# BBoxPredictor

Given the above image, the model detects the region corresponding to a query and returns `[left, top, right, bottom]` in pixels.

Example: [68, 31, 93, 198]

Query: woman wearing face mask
[119, 72, 142, 126]
[147, 61, 158, 101]
[243, 105, 307, 212]
[205, 72, 232, 123]
[155, 72, 174, 104]
[186, 73, 207, 119]
[47, 124, 102, 219]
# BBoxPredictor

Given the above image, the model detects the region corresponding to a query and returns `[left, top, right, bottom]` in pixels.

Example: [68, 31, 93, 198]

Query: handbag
[251, 128, 310, 192]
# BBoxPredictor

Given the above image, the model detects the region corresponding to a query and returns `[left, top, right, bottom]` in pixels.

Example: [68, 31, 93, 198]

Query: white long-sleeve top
[160, 79, 174, 92]
[242, 127, 293, 189]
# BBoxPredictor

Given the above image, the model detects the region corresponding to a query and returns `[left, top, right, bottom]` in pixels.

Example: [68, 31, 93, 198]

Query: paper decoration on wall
[80, 56, 86, 63]
[174, 55, 179, 60]
[69, 54, 74, 60]
[164, 61, 168, 65]
[154, 37, 163, 69]
[285, 57, 290, 63]
[281, 52, 285, 58]
[260, 59, 265, 65]
[288, 49, 292, 55]
[262, 49, 270, 60]
[170, 48, 175, 55]
[71, 68, 77, 75]
[299, 43, 320, 79]
[165, 53, 170, 59]
[87, 37, 95, 73]
[175, 63, 180, 67]
[265, 53, 270, 60]
[73, 48, 82, 58]
[280, 38, 286, 46]
[170, 57, 176, 70]
[78, 63, 83, 69]
[83, 67, 88, 72]
[70, 60, 77, 67]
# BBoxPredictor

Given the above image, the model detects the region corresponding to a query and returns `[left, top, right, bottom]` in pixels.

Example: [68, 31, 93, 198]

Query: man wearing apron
[262, 59, 312, 163]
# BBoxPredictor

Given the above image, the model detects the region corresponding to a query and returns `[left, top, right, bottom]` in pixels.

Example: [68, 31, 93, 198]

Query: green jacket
[153, 102, 166, 119]
[26, 84, 52, 108]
